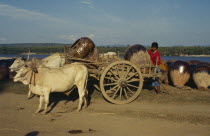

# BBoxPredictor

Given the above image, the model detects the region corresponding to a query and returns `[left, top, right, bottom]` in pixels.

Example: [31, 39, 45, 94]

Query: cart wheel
[100, 61, 143, 104]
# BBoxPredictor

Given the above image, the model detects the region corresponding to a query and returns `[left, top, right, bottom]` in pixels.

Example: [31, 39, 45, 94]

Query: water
[161, 56, 210, 63]
[0, 54, 210, 63]
[0, 54, 49, 59]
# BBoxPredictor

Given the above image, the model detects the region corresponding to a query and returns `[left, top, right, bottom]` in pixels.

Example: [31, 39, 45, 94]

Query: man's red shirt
[147, 50, 161, 65]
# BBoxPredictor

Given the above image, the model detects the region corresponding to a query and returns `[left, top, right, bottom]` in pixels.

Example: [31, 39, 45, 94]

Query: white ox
[13, 63, 88, 114]
[10, 53, 66, 98]
[10, 53, 65, 72]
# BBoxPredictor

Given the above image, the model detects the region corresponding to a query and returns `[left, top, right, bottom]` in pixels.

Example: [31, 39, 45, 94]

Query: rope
[33, 59, 36, 86]
[29, 70, 34, 85]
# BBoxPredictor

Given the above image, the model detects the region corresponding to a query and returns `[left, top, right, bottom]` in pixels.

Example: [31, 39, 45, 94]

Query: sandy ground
[0, 82, 210, 136]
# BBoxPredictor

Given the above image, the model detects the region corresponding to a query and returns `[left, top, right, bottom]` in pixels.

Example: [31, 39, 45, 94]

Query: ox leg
[27, 85, 32, 99]
[83, 89, 88, 108]
[77, 87, 85, 112]
[27, 85, 35, 99]
[27, 90, 31, 99]
[35, 96, 44, 113]
[27, 90, 35, 99]
[42, 92, 50, 115]
[83, 97, 87, 108]
[77, 96, 83, 112]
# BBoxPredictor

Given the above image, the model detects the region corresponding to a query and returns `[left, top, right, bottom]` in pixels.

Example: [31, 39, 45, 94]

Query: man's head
[151, 42, 158, 52]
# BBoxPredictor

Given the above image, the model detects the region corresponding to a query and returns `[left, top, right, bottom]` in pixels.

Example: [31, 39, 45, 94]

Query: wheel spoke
[119, 87, 122, 100]
[126, 72, 138, 81]
[115, 64, 121, 78]
[112, 86, 120, 99]
[109, 69, 119, 80]
[120, 63, 125, 78]
[104, 76, 118, 82]
[123, 88, 128, 99]
[127, 84, 139, 89]
[124, 66, 132, 78]
[106, 85, 119, 97]
[127, 78, 139, 83]
[126, 87, 135, 95]
[106, 85, 119, 94]
[104, 82, 118, 86]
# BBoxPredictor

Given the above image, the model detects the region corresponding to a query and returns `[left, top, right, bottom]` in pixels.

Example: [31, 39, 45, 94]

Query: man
[148, 42, 161, 94]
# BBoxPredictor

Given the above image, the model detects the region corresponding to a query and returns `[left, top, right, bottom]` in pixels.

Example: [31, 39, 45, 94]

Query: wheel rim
[100, 61, 143, 104]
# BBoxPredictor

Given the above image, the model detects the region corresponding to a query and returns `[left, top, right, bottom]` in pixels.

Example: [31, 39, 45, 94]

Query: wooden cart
[67, 54, 160, 104]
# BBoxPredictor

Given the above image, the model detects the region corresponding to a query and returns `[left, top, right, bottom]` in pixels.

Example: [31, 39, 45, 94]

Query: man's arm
[156, 52, 161, 65]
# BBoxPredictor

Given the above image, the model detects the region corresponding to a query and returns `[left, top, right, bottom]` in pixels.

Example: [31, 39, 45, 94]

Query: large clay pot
[69, 37, 96, 59]
[166, 60, 176, 67]
[169, 60, 191, 87]
[124, 44, 151, 66]
[189, 60, 210, 71]
[192, 64, 210, 91]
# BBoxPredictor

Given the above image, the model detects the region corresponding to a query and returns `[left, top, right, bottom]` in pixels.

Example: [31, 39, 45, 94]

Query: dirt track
[0, 82, 210, 136]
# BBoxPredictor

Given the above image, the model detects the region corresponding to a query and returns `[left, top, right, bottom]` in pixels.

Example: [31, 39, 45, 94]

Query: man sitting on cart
[147, 42, 161, 94]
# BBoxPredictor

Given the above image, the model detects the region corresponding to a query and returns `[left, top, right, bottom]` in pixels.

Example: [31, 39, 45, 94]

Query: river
[0, 54, 210, 63]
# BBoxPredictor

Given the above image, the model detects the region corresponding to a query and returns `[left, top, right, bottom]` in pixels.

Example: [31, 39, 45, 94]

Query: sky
[0, 0, 210, 46]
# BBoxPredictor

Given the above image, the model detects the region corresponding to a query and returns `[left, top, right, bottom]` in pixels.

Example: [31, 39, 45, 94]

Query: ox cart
[66, 53, 160, 105]
[65, 37, 160, 104]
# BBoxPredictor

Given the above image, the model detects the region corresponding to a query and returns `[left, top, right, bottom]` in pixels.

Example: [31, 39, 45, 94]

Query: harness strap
[33, 58, 36, 86]
[29, 69, 36, 89]
[33, 71, 36, 86]
[29, 58, 37, 86]
[29, 70, 34, 85]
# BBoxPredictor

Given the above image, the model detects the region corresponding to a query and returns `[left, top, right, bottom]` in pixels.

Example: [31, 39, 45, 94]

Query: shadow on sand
[25, 131, 39, 136]
[46, 79, 98, 113]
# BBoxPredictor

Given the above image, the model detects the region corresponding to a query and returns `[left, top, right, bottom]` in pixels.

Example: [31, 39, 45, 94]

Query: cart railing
[67, 56, 160, 78]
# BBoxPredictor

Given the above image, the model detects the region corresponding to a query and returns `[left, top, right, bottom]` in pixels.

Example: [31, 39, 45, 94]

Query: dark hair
[151, 42, 158, 48]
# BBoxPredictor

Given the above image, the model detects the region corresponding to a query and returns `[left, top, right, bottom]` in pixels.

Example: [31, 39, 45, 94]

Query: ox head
[9, 57, 26, 72]
[13, 65, 31, 85]
[13, 58, 38, 85]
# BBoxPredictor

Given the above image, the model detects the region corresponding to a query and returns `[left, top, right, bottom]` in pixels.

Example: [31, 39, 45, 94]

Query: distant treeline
[157, 46, 210, 56]
[0, 43, 210, 56]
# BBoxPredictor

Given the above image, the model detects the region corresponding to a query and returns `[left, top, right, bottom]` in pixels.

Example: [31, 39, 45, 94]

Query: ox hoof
[27, 97, 31, 100]
[198, 86, 206, 91]
[27, 94, 35, 99]
[42, 112, 47, 115]
[26, 95, 31, 99]
[35, 110, 40, 114]
[175, 85, 183, 89]
[27, 95, 33, 99]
